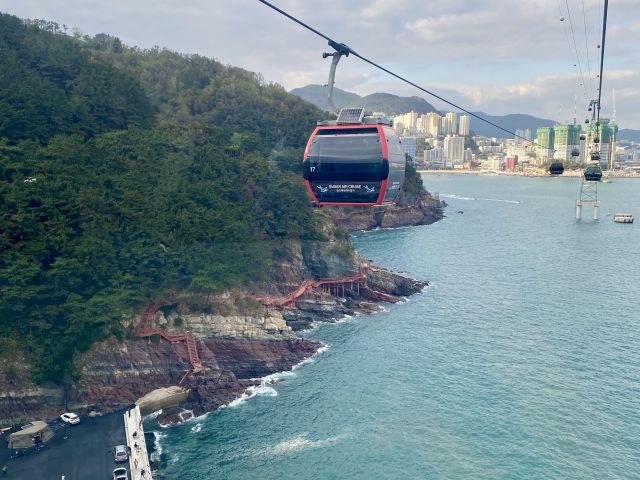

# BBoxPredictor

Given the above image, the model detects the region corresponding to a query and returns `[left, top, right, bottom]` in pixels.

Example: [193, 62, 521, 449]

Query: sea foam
[270, 432, 347, 455]
[150, 431, 167, 462]
[224, 343, 330, 408]
[440, 193, 520, 204]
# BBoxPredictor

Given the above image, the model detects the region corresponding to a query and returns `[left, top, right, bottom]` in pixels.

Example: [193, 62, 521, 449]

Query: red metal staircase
[135, 303, 204, 382]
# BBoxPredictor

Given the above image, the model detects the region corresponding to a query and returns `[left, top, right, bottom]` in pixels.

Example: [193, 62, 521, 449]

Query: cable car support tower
[576, 0, 608, 221]
[576, 99, 602, 220]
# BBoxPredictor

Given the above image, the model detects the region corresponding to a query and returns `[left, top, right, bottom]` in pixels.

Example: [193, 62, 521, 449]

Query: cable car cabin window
[304, 131, 387, 182]
[384, 127, 405, 160]
[382, 127, 406, 203]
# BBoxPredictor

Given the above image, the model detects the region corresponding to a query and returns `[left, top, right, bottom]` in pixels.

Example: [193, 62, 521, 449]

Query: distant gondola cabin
[549, 162, 565, 175]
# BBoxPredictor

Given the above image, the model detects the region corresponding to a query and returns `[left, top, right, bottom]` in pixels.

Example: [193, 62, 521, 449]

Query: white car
[60, 413, 80, 425]
[113, 467, 128, 480]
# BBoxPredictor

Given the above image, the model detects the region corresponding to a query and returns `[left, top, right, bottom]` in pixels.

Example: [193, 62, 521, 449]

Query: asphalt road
[0, 410, 129, 480]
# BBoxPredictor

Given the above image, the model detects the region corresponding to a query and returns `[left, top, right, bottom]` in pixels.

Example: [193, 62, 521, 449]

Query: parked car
[114, 444, 129, 463]
[113, 467, 128, 480]
[60, 413, 80, 425]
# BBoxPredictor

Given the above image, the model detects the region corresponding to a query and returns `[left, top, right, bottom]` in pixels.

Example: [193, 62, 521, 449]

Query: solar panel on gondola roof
[337, 108, 365, 124]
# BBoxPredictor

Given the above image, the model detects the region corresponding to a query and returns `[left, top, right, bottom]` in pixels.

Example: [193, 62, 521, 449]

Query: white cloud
[421, 69, 640, 127]
[1, 0, 638, 127]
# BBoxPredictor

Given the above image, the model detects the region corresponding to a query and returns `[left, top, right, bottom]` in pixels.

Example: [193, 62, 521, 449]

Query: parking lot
[0, 410, 128, 479]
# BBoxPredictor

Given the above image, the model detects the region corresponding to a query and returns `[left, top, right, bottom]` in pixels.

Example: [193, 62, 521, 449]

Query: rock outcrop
[327, 192, 444, 231]
[0, 211, 432, 426]
[0, 336, 321, 426]
[137, 386, 189, 416]
[185, 312, 294, 340]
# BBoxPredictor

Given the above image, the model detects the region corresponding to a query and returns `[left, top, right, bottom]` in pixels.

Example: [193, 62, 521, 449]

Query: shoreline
[417, 169, 640, 178]
[149, 279, 426, 473]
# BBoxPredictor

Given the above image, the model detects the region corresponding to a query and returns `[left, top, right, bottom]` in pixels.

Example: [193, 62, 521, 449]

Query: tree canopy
[0, 12, 324, 381]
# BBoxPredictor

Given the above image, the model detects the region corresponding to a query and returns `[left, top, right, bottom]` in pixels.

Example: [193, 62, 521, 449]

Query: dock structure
[124, 405, 153, 480]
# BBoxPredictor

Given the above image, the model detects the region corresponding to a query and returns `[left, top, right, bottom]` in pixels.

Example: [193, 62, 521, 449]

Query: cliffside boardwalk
[133, 264, 378, 382]
[124, 406, 152, 480]
[257, 264, 376, 308]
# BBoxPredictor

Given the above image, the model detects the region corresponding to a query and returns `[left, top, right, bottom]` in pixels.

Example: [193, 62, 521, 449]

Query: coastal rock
[203, 339, 320, 379]
[327, 192, 444, 231]
[0, 335, 322, 426]
[0, 346, 65, 425]
[137, 386, 189, 416]
[366, 268, 428, 297]
[0, 220, 432, 426]
[184, 312, 294, 340]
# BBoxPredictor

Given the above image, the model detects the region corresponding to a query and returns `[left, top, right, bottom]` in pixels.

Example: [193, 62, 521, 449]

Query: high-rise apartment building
[445, 112, 457, 135]
[553, 124, 582, 161]
[393, 111, 420, 135]
[444, 135, 465, 165]
[425, 112, 440, 136]
[423, 147, 444, 163]
[585, 119, 618, 166]
[458, 115, 470, 136]
[536, 127, 555, 163]
[400, 136, 417, 159]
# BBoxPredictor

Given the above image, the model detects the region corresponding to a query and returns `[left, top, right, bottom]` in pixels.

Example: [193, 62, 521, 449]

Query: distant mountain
[469, 112, 554, 139]
[617, 129, 640, 142]
[290, 85, 640, 140]
[289, 85, 360, 113]
[356, 93, 437, 116]
[290, 85, 438, 115]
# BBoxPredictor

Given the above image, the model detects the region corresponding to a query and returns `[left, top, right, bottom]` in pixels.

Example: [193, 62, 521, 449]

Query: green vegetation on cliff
[0, 13, 322, 381]
[0, 13, 430, 382]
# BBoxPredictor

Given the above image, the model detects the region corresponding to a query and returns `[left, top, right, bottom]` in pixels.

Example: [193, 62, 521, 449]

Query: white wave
[156, 407, 209, 428]
[178, 409, 194, 423]
[143, 409, 163, 421]
[292, 344, 329, 371]
[225, 392, 251, 408]
[222, 342, 329, 409]
[150, 431, 167, 462]
[476, 197, 521, 204]
[331, 315, 354, 325]
[226, 379, 279, 409]
[190, 423, 202, 433]
[440, 193, 520, 204]
[248, 383, 278, 397]
[270, 432, 345, 455]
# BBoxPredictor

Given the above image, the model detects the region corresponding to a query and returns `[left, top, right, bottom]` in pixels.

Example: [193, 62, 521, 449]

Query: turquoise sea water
[152, 175, 640, 479]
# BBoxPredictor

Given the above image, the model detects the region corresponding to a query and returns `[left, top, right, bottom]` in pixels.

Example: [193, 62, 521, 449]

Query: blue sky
[2, 0, 639, 128]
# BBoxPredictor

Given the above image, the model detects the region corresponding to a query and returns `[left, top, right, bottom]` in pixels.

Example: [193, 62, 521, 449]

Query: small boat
[613, 213, 634, 223]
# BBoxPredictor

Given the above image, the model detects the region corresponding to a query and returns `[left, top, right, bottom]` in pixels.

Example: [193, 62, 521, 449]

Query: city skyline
[388, 106, 632, 171]
[1, 1, 638, 128]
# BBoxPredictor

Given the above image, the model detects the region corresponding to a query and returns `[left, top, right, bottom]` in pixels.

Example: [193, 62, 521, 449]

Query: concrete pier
[124, 405, 153, 479]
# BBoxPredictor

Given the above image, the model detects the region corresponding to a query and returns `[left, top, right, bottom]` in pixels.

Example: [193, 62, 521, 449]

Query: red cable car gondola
[303, 108, 406, 206]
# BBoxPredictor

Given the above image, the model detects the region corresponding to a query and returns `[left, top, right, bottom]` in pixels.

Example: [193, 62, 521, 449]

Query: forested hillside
[0, 13, 325, 381]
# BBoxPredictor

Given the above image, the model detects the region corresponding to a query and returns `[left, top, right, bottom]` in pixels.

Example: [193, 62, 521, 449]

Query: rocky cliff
[0, 209, 432, 427]
[0, 258, 427, 427]
[327, 192, 444, 231]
